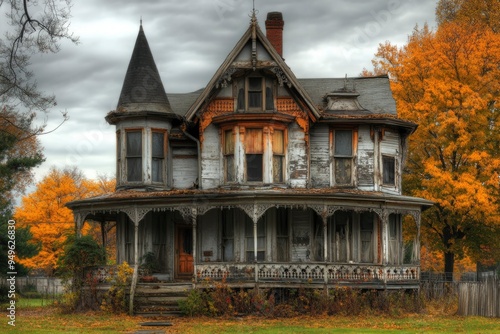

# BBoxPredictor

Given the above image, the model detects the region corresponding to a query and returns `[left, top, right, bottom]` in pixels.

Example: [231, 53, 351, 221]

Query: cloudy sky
[26, 0, 437, 191]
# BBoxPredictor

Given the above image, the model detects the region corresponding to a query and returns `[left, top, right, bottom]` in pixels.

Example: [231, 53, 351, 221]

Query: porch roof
[67, 187, 433, 215]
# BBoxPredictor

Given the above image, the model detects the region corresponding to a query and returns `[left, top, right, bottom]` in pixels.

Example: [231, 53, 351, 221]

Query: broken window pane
[333, 130, 353, 185]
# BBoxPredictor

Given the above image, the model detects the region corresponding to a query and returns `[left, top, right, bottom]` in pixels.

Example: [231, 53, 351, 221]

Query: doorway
[175, 225, 194, 279]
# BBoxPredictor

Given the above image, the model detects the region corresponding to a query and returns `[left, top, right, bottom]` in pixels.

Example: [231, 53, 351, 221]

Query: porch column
[130, 219, 140, 315]
[253, 218, 258, 283]
[74, 211, 85, 238]
[124, 206, 149, 316]
[380, 210, 389, 283]
[322, 212, 328, 284]
[192, 208, 198, 283]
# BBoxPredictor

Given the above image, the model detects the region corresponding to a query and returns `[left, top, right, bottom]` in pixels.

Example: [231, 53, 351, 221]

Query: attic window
[236, 76, 274, 111]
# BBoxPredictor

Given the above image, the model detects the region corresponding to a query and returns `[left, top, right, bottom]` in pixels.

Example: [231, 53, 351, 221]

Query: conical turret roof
[116, 24, 173, 114]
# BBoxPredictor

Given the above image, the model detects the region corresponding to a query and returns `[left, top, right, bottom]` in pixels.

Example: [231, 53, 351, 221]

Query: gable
[185, 15, 320, 123]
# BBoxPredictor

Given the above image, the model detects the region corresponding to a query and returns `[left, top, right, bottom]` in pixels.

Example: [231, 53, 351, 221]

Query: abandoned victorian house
[67, 11, 432, 312]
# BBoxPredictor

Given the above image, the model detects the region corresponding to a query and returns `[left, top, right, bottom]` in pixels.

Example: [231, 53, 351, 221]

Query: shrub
[101, 262, 133, 314]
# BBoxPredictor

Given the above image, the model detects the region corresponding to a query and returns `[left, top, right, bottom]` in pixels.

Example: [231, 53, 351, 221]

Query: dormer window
[236, 76, 275, 112]
[126, 130, 142, 182]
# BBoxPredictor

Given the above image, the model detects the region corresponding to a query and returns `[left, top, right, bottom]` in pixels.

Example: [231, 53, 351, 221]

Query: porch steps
[134, 283, 192, 317]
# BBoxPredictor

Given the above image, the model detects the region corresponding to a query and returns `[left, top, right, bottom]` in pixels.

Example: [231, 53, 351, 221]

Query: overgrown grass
[6, 306, 500, 333]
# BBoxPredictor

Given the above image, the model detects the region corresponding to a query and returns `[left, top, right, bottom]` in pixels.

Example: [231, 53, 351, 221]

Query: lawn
[4, 305, 499, 333]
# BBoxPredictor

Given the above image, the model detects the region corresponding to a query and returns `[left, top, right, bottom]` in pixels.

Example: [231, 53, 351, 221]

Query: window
[332, 211, 352, 262]
[222, 211, 234, 261]
[248, 77, 262, 109]
[116, 131, 121, 180]
[152, 131, 165, 183]
[236, 77, 274, 111]
[360, 213, 374, 263]
[382, 156, 395, 185]
[245, 128, 263, 182]
[246, 219, 266, 262]
[272, 129, 285, 183]
[276, 209, 289, 262]
[126, 131, 142, 182]
[333, 129, 355, 185]
[224, 130, 235, 182]
[388, 214, 400, 264]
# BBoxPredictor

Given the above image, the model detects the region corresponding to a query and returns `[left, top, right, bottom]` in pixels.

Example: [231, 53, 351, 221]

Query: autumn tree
[13, 167, 115, 275]
[367, 12, 500, 277]
[0, 1, 77, 210]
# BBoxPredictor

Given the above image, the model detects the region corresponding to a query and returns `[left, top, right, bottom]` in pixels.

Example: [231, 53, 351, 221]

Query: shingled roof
[116, 24, 174, 114]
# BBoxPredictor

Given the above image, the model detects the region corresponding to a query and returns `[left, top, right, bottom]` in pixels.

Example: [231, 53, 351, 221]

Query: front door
[176, 225, 193, 279]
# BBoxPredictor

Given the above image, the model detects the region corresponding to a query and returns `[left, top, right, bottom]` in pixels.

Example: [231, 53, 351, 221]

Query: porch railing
[196, 263, 419, 284]
[83, 263, 419, 285]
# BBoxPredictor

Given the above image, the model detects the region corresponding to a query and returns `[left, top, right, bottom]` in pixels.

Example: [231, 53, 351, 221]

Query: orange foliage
[370, 17, 500, 273]
[14, 167, 115, 275]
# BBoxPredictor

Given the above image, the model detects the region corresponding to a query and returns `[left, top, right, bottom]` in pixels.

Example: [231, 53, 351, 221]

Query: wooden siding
[310, 124, 330, 187]
[288, 123, 307, 188]
[172, 146, 198, 189]
[357, 126, 375, 188]
[201, 124, 221, 189]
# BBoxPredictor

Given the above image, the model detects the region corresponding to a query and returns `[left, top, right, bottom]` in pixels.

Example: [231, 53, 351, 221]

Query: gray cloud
[25, 0, 436, 191]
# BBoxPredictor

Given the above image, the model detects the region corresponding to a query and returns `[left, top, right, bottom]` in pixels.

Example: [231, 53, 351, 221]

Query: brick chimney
[265, 12, 284, 57]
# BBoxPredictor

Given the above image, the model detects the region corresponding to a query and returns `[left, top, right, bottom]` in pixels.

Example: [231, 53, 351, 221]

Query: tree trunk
[444, 251, 454, 281]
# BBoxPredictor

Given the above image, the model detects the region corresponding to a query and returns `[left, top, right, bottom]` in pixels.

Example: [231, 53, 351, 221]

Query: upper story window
[272, 129, 285, 183]
[152, 131, 166, 183]
[126, 130, 142, 182]
[382, 155, 395, 186]
[332, 128, 357, 186]
[223, 129, 235, 182]
[245, 128, 263, 182]
[220, 124, 288, 184]
[236, 76, 275, 112]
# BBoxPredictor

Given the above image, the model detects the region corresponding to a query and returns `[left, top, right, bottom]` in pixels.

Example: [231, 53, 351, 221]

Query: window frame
[151, 129, 167, 184]
[245, 128, 264, 182]
[236, 76, 275, 112]
[125, 129, 143, 182]
[330, 128, 357, 187]
[382, 155, 396, 186]
[272, 128, 286, 183]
